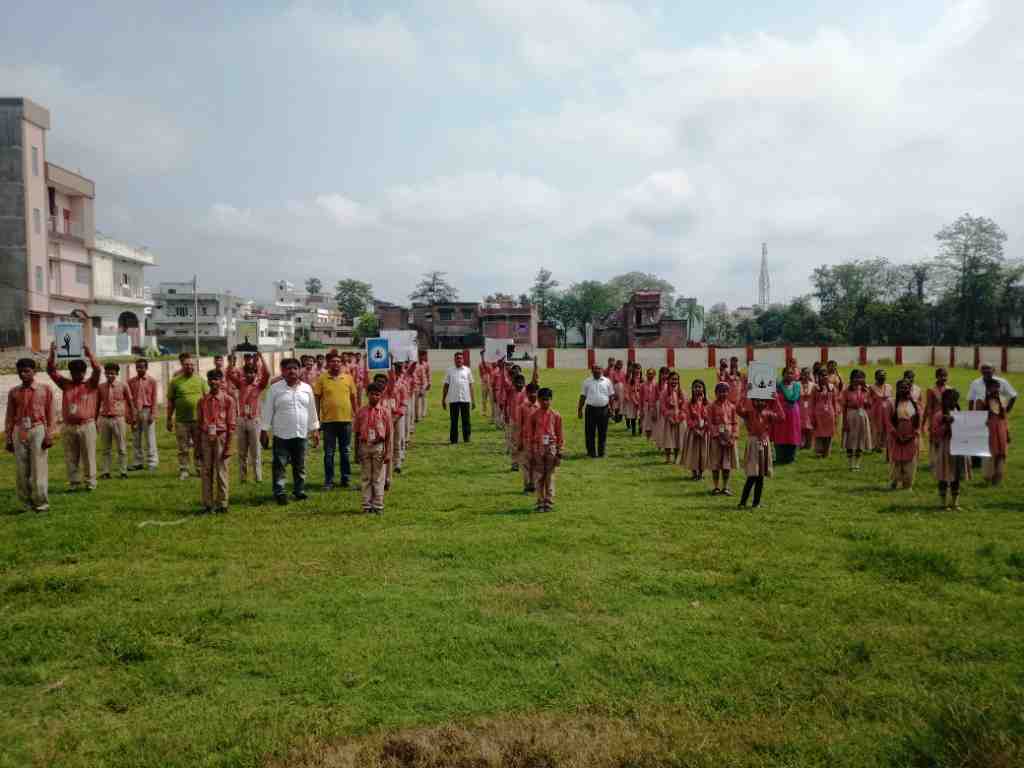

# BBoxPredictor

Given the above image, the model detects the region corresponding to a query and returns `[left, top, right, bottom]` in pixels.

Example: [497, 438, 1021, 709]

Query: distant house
[411, 301, 481, 348]
[374, 300, 409, 332]
[479, 302, 539, 352]
[594, 291, 691, 348]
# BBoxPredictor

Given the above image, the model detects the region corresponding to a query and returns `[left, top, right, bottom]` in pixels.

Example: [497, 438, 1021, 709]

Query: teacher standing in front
[579, 364, 616, 458]
[442, 352, 475, 444]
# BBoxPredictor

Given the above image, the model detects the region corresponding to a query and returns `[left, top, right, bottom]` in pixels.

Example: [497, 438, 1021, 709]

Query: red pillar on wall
[667, 348, 675, 368]
[895, 346, 903, 365]
[1001, 346, 1008, 373]
[708, 346, 716, 369]
[463, 348, 470, 366]
[973, 346, 980, 370]
[820, 346, 829, 365]
[627, 347, 636, 364]
[785, 345, 793, 365]
[587, 348, 596, 368]
[745, 345, 754, 364]
[858, 346, 867, 365]
[930, 347, 935, 367]
[546, 348, 555, 369]
[949, 346, 955, 367]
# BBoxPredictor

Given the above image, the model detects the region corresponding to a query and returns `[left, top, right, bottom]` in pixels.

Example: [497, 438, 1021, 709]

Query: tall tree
[409, 271, 458, 304]
[351, 312, 379, 345]
[933, 213, 1009, 343]
[703, 303, 736, 345]
[334, 279, 374, 322]
[305, 277, 322, 296]
[811, 258, 902, 341]
[673, 297, 704, 342]
[529, 268, 560, 322]
[606, 272, 675, 308]
[562, 281, 618, 340]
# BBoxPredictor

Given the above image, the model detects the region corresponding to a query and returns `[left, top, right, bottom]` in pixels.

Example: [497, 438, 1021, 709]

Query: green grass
[1, 366, 1023, 767]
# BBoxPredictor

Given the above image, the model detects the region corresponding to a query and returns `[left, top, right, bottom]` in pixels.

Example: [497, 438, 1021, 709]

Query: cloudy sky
[4, 0, 1022, 307]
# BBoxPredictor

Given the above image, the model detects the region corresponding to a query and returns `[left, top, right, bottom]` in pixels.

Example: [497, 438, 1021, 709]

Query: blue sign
[366, 338, 390, 370]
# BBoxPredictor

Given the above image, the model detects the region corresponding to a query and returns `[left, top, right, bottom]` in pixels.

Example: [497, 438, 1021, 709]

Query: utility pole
[193, 274, 199, 357]
[758, 242, 771, 307]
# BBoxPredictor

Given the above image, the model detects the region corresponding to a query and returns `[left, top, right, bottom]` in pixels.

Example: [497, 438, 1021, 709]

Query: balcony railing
[48, 215, 86, 240]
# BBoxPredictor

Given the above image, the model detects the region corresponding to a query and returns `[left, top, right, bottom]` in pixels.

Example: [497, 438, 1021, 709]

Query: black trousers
[449, 402, 471, 444]
[584, 405, 609, 457]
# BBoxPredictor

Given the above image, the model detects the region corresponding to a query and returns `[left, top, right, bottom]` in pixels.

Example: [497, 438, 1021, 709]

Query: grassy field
[2, 365, 1023, 768]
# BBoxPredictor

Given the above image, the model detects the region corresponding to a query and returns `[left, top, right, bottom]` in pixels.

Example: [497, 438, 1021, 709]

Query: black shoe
[323, 482, 334, 491]
[394, 467, 402, 475]
[293, 491, 308, 501]
[275, 495, 288, 506]
[340, 479, 350, 488]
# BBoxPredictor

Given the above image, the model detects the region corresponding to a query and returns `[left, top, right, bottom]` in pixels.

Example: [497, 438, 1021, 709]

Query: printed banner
[235, 320, 259, 352]
[484, 337, 514, 362]
[746, 362, 777, 400]
[366, 337, 391, 370]
[381, 330, 418, 363]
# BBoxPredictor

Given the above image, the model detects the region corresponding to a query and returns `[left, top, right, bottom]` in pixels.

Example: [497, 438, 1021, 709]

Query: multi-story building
[410, 301, 482, 348]
[479, 302, 539, 353]
[151, 282, 245, 352]
[0, 97, 156, 351]
[292, 307, 352, 345]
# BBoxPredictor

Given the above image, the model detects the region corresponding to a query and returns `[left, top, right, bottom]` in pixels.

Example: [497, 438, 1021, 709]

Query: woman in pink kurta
[773, 370, 803, 464]
[888, 380, 920, 489]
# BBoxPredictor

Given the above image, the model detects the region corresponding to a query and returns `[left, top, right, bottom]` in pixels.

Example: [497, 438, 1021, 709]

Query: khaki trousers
[532, 447, 559, 507]
[64, 421, 97, 489]
[132, 407, 159, 468]
[200, 433, 230, 509]
[99, 415, 128, 476]
[405, 398, 415, 438]
[14, 425, 49, 511]
[891, 459, 917, 489]
[175, 421, 201, 475]
[360, 441, 387, 510]
[237, 417, 262, 482]
[416, 391, 428, 420]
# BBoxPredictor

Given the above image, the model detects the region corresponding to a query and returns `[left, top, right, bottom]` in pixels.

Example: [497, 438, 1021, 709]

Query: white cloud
[386, 172, 563, 224]
[282, 4, 418, 64]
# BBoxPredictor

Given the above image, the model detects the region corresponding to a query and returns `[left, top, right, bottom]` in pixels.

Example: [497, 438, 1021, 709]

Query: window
[122, 272, 129, 287]
[31, 146, 39, 176]
[438, 308, 454, 322]
[32, 208, 41, 235]
[174, 305, 188, 318]
[75, 265, 90, 285]
[35, 266, 43, 293]
[461, 309, 475, 320]
[201, 305, 208, 316]
[168, 289, 176, 294]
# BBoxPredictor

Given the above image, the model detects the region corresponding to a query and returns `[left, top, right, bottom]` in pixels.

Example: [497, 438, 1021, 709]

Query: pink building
[0, 97, 155, 351]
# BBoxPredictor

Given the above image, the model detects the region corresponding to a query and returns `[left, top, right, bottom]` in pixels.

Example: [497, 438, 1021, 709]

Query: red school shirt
[527, 408, 564, 451]
[197, 391, 237, 436]
[355, 403, 391, 445]
[5, 383, 56, 441]
[98, 380, 134, 419]
[129, 375, 158, 410]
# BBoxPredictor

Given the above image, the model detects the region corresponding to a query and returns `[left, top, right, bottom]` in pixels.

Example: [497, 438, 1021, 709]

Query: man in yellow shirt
[313, 349, 358, 489]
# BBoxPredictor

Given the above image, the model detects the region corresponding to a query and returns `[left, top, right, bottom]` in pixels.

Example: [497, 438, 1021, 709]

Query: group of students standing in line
[475, 354, 564, 512]
[5, 347, 435, 516]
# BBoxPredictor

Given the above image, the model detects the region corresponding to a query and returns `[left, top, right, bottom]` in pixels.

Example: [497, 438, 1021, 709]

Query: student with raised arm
[228, 352, 270, 483]
[47, 341, 101, 490]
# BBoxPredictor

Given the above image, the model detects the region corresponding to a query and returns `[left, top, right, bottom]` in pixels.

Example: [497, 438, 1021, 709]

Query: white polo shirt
[444, 366, 474, 404]
[581, 375, 615, 407]
[967, 375, 1017, 404]
[261, 379, 320, 438]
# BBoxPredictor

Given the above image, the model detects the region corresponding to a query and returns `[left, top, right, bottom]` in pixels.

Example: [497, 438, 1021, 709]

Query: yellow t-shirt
[313, 372, 357, 422]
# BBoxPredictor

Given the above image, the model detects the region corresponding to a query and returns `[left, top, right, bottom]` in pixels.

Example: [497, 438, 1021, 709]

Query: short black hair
[281, 358, 300, 369]
[537, 387, 553, 399]
[207, 369, 223, 381]
[136, 358, 148, 366]
[69, 360, 87, 374]
[513, 374, 526, 386]
[367, 382, 383, 394]
[104, 363, 120, 373]
[16, 358, 36, 371]
[526, 382, 538, 394]
[179, 352, 192, 362]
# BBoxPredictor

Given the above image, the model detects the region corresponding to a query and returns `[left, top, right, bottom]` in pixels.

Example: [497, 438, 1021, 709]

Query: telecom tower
[758, 242, 770, 307]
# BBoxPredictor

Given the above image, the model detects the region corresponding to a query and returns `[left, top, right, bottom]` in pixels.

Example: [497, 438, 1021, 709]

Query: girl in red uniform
[811, 370, 837, 457]
[921, 367, 948, 467]
[840, 369, 872, 470]
[982, 379, 1009, 486]
[682, 379, 710, 481]
[888, 379, 920, 490]
[622, 363, 643, 436]
[799, 367, 816, 449]
[867, 369, 893, 455]
[660, 371, 686, 464]
[527, 388, 563, 512]
[737, 396, 785, 509]
[708, 382, 739, 495]
[640, 368, 659, 439]
[931, 388, 970, 510]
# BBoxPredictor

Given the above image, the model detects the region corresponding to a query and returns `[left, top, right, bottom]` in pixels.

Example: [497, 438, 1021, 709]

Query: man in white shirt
[442, 352, 475, 444]
[261, 358, 320, 505]
[967, 362, 1018, 411]
[578, 364, 616, 458]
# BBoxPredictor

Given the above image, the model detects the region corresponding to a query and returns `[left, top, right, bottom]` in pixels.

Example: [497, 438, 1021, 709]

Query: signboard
[381, 330, 418, 363]
[950, 411, 991, 457]
[484, 337, 514, 362]
[366, 338, 391, 370]
[746, 362, 777, 400]
[53, 322, 84, 360]
[235, 321, 259, 352]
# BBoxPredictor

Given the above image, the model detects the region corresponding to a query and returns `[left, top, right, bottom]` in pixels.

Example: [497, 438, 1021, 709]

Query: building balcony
[93, 232, 156, 266]
[49, 215, 86, 241]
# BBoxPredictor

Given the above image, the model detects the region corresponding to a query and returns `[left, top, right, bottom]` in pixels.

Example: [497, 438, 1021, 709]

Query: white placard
[53, 322, 84, 360]
[950, 411, 991, 457]
[746, 361, 777, 400]
[484, 337, 514, 362]
[381, 330, 418, 362]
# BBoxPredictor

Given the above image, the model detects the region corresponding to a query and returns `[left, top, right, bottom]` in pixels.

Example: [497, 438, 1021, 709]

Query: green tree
[562, 281, 618, 341]
[933, 213, 1009, 343]
[781, 297, 834, 344]
[703, 303, 736, 345]
[754, 304, 786, 343]
[606, 271, 675, 308]
[811, 258, 902, 341]
[352, 312, 379, 345]
[673, 297, 704, 342]
[483, 292, 514, 305]
[529, 268, 560, 322]
[334, 279, 374, 322]
[305, 277, 322, 296]
[409, 271, 458, 304]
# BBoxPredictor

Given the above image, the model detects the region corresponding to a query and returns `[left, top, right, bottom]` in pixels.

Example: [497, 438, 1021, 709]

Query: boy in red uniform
[355, 382, 393, 514]
[98, 362, 135, 479]
[6, 358, 56, 512]
[527, 387, 563, 512]
[516, 382, 541, 493]
[197, 369, 237, 513]
[228, 352, 270, 483]
[128, 359, 159, 471]
[47, 341, 101, 490]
